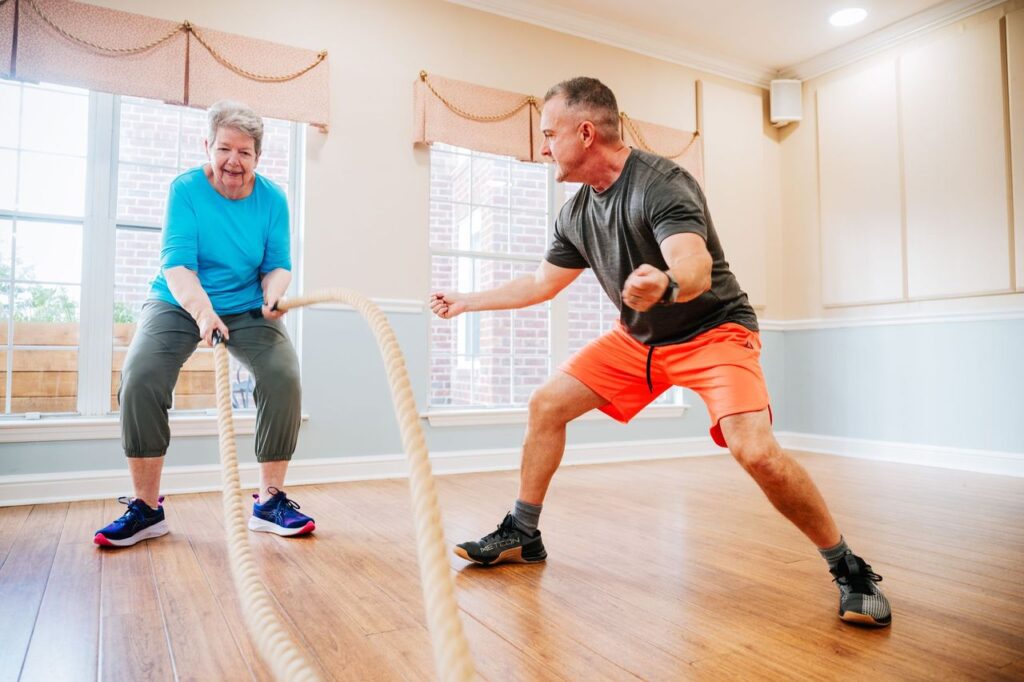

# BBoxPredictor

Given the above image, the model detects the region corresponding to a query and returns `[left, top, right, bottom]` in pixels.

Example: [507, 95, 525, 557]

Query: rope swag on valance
[1, 0, 330, 130]
[414, 70, 704, 184]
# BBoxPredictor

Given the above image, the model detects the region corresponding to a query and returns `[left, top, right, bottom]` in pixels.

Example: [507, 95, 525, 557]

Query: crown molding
[780, 0, 1007, 81]
[446, 0, 777, 88]
[448, 0, 1006, 89]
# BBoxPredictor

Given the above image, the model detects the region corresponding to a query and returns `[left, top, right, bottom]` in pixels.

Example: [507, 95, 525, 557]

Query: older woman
[95, 101, 311, 547]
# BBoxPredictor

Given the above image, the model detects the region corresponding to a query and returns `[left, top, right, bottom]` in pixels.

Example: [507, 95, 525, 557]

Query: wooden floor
[1, 453, 1022, 681]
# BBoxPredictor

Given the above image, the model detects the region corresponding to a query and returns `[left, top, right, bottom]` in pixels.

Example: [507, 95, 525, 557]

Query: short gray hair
[207, 100, 264, 156]
[544, 77, 620, 142]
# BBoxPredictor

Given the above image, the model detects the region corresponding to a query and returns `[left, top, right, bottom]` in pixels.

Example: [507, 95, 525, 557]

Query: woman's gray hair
[207, 100, 264, 156]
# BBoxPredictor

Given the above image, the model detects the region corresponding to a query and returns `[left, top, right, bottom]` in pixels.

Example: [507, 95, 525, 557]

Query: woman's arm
[260, 268, 292, 320]
[164, 266, 229, 344]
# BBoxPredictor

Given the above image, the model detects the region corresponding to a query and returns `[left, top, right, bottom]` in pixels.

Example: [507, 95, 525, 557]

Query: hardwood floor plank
[99, 496, 175, 682]
[0, 503, 67, 681]
[20, 500, 105, 682]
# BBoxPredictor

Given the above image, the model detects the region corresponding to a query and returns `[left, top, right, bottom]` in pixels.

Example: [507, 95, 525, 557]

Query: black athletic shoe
[454, 513, 547, 566]
[830, 552, 892, 626]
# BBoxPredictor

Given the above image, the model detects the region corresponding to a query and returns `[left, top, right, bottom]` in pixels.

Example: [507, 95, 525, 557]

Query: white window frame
[425, 146, 686, 425]
[0, 86, 306, 440]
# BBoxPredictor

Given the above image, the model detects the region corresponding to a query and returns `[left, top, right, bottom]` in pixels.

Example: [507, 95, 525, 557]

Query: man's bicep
[659, 232, 709, 266]
[536, 259, 584, 296]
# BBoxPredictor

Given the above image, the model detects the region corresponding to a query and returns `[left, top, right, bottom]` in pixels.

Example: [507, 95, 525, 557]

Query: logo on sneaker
[483, 537, 518, 551]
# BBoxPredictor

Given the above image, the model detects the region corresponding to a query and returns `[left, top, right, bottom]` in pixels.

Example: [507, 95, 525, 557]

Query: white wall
[779, 2, 1024, 321]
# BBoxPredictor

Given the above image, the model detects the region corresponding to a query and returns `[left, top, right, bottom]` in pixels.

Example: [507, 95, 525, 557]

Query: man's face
[540, 95, 586, 183]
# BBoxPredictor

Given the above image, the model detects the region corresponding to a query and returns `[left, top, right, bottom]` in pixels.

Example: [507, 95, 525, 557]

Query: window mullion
[77, 92, 118, 416]
[549, 164, 569, 366]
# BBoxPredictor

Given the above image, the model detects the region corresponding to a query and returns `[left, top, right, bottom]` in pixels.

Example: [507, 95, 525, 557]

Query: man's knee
[528, 385, 572, 428]
[731, 439, 786, 481]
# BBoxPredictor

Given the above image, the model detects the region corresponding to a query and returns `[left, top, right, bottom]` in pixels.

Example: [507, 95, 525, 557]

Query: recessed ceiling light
[829, 8, 867, 27]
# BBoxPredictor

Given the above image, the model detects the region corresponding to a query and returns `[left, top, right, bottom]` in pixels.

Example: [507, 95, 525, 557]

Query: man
[429, 77, 890, 627]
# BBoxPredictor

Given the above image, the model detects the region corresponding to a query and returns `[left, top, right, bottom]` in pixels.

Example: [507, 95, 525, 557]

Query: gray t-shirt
[545, 149, 758, 346]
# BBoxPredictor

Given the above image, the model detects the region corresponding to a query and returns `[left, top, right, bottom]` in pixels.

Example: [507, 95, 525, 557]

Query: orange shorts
[560, 322, 771, 448]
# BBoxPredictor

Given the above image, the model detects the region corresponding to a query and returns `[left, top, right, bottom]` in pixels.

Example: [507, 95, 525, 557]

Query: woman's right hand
[196, 308, 230, 346]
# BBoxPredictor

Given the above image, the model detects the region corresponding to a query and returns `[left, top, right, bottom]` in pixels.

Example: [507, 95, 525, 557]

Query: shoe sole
[452, 545, 546, 566]
[248, 517, 316, 536]
[94, 520, 169, 547]
[840, 611, 891, 627]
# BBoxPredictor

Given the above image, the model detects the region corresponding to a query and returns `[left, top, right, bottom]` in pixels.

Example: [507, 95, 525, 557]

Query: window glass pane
[429, 199, 469, 252]
[430, 149, 470, 204]
[511, 162, 548, 212]
[113, 227, 161, 322]
[118, 101, 180, 167]
[258, 119, 292, 191]
[509, 209, 548, 258]
[179, 109, 208, 170]
[20, 87, 89, 156]
[566, 269, 618, 355]
[116, 164, 179, 226]
[471, 156, 509, 207]
[19, 152, 87, 216]
[6, 282, 80, 415]
[14, 283, 80, 324]
[11, 349, 78, 414]
[14, 222, 82, 283]
[0, 83, 19, 148]
[0, 220, 11, 272]
[0, 150, 15, 210]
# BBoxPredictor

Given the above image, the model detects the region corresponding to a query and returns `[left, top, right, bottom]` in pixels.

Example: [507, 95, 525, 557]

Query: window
[428, 146, 682, 410]
[1, 81, 88, 415]
[0, 78, 302, 418]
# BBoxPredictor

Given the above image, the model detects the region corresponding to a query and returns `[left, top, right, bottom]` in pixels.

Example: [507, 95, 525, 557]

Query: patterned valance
[1, 0, 329, 129]
[414, 71, 704, 184]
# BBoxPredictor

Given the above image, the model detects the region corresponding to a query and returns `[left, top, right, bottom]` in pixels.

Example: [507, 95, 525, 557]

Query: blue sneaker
[248, 488, 315, 536]
[94, 496, 168, 547]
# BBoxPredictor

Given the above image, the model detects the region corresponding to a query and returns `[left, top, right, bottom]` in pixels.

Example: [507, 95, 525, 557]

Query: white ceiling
[448, 0, 1002, 85]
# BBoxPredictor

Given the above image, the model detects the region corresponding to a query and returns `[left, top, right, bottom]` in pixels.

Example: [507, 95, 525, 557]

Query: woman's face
[206, 126, 259, 193]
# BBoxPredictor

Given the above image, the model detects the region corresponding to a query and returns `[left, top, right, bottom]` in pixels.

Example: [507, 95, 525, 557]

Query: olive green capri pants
[119, 300, 301, 461]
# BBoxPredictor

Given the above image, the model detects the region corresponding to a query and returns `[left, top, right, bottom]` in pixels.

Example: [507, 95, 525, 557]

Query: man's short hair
[544, 77, 621, 142]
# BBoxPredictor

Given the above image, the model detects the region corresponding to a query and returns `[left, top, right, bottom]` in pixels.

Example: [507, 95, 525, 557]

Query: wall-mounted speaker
[770, 79, 802, 127]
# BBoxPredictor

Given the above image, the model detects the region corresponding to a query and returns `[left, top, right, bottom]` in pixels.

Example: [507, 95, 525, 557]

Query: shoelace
[479, 519, 519, 545]
[262, 488, 302, 522]
[114, 496, 141, 523]
[833, 553, 883, 594]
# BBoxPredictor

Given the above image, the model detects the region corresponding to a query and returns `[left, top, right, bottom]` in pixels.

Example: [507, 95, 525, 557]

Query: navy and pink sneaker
[248, 488, 315, 536]
[94, 496, 168, 547]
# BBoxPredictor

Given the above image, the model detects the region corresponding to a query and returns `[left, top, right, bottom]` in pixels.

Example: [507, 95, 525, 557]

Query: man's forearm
[464, 273, 553, 312]
[667, 254, 712, 303]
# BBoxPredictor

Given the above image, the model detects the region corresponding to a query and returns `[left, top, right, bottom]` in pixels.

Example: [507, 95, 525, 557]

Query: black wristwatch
[658, 270, 679, 305]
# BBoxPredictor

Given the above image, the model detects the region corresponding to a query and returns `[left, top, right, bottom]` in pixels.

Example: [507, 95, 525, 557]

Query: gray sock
[511, 499, 542, 536]
[819, 536, 851, 568]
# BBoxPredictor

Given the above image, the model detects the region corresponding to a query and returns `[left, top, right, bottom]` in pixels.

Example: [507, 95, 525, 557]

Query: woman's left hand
[262, 298, 286, 320]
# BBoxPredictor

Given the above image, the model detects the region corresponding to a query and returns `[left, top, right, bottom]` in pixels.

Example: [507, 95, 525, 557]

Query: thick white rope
[212, 288, 475, 682]
[213, 338, 321, 682]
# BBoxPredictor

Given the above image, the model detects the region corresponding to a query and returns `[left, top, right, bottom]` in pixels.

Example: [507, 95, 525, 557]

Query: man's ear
[578, 120, 597, 148]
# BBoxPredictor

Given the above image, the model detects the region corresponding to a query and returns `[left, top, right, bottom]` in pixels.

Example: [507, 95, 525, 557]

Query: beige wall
[85, 0, 782, 316]
[779, 1, 1024, 319]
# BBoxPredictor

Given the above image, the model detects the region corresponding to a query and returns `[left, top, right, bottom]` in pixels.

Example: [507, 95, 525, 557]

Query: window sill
[422, 404, 688, 427]
[0, 412, 309, 443]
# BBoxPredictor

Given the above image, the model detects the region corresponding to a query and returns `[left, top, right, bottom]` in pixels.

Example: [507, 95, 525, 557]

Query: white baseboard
[4, 432, 1020, 507]
[776, 432, 1024, 477]
[0, 436, 725, 507]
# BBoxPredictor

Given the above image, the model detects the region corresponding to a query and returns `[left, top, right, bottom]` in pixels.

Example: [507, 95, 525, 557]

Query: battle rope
[212, 288, 474, 682]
